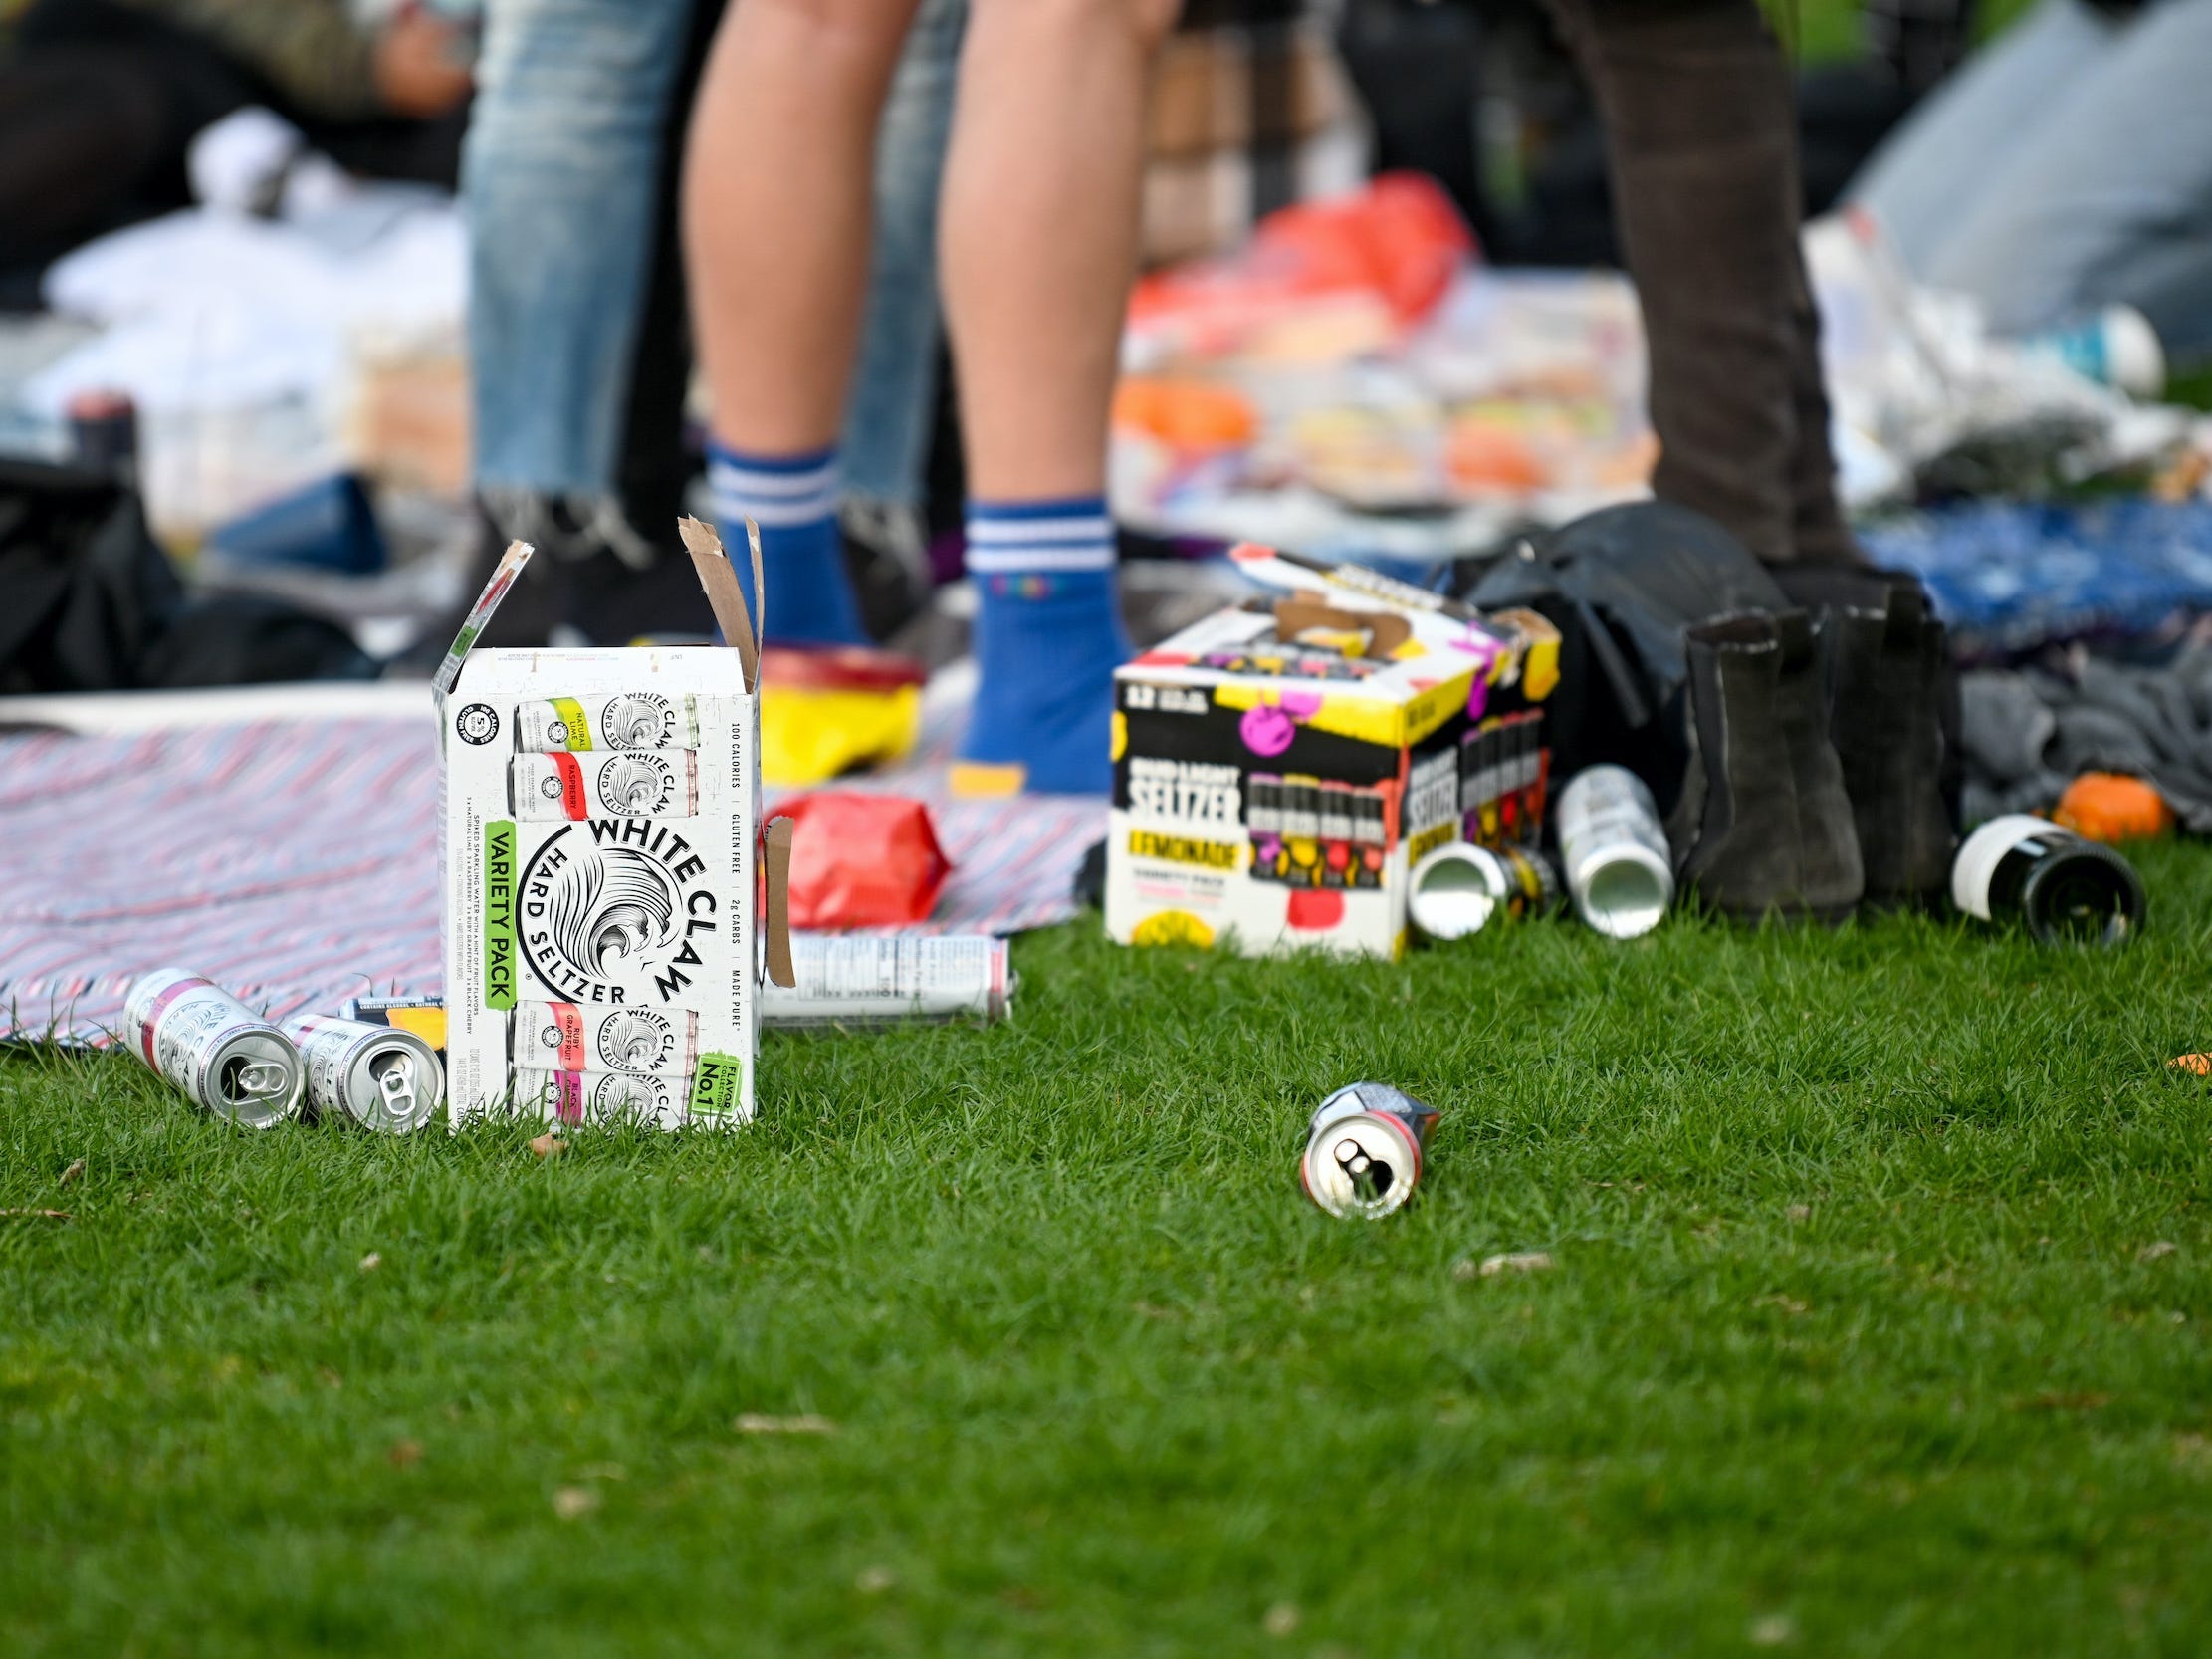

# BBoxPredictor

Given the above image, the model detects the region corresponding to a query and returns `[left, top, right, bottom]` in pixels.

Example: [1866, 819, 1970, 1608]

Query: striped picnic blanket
[0, 681, 1104, 1044]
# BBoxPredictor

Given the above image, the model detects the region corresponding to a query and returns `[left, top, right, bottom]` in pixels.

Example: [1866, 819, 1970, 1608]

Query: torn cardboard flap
[763, 815, 795, 988]
[432, 539, 536, 700]
[678, 515, 762, 692]
[1273, 595, 1413, 658]
[1228, 540, 1487, 626]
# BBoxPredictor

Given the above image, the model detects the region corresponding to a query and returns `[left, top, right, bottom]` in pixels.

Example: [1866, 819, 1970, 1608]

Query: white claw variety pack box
[1105, 543, 1561, 959]
[432, 521, 793, 1131]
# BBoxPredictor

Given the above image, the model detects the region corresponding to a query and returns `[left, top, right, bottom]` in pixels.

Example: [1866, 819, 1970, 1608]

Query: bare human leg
[681, 0, 922, 643]
[942, 0, 1180, 795]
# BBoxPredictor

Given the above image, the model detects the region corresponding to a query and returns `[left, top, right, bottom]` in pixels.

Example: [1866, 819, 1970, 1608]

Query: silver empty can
[1553, 765, 1673, 940]
[284, 1014, 443, 1132]
[121, 967, 304, 1128]
[1300, 1081, 1440, 1219]
[1407, 841, 1559, 940]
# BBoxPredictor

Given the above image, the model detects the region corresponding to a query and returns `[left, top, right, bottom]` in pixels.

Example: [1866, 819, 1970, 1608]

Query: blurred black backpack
[1460, 501, 1788, 814]
[1459, 499, 1957, 820]
[0, 456, 372, 694]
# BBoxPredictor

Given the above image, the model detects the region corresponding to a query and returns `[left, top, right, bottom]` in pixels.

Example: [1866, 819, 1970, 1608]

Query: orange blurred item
[1111, 378, 1258, 452]
[2053, 772, 2173, 843]
[1444, 418, 1547, 494]
[1252, 172, 1476, 326]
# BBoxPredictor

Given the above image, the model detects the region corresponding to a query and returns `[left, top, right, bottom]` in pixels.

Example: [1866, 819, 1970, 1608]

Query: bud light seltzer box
[432, 522, 789, 1129]
[1105, 543, 1560, 960]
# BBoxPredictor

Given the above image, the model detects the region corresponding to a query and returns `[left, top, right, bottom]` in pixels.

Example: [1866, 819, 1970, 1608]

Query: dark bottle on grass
[1951, 814, 2145, 947]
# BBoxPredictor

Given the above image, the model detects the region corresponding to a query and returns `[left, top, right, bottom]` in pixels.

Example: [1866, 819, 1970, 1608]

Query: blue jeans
[1850, 0, 2212, 356]
[463, 0, 964, 509]
[843, 0, 963, 505]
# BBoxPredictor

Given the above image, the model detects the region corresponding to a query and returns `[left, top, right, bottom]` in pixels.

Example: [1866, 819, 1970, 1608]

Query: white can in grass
[121, 967, 304, 1128]
[283, 1013, 442, 1132]
[1554, 765, 1673, 939]
[1406, 841, 1558, 940]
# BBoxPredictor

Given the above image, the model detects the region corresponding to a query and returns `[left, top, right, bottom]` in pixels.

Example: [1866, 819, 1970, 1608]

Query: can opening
[1334, 1136, 1395, 1200]
[1581, 854, 1669, 940]
[2034, 862, 2137, 946]
[218, 1056, 290, 1107]
[1408, 849, 1498, 941]
[368, 1049, 418, 1119]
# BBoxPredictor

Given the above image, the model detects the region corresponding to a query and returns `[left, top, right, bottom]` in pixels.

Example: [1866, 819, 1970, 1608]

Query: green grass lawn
[6, 845, 2210, 1657]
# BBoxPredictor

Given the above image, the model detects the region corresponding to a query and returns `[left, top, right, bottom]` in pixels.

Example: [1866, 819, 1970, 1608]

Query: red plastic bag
[1251, 172, 1474, 325]
[774, 793, 951, 928]
[1127, 172, 1476, 348]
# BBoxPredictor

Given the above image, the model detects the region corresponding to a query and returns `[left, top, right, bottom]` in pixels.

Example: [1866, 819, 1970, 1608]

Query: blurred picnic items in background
[1, 0, 2209, 975]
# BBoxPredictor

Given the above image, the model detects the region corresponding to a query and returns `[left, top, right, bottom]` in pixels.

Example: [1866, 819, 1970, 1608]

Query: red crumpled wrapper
[774, 793, 951, 928]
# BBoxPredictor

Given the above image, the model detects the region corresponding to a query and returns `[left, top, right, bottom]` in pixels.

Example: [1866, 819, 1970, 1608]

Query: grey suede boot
[1669, 610, 1865, 922]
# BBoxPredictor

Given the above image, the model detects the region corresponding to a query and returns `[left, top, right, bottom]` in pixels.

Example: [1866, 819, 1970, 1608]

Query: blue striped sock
[956, 495, 1128, 795]
[704, 439, 865, 646]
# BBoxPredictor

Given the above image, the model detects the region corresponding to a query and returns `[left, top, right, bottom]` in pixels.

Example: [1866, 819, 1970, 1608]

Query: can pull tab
[369, 1050, 418, 1120]
[222, 1057, 291, 1105]
[1335, 1136, 1394, 1201]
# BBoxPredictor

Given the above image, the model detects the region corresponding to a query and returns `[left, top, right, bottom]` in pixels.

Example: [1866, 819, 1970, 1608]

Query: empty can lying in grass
[283, 1014, 443, 1132]
[1407, 841, 1558, 940]
[1300, 1081, 1440, 1219]
[1554, 765, 1674, 939]
[763, 934, 1012, 1026]
[121, 967, 304, 1128]
[1952, 814, 2145, 946]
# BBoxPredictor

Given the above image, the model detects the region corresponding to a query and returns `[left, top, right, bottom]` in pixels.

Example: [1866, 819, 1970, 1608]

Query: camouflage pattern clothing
[111, 0, 382, 119]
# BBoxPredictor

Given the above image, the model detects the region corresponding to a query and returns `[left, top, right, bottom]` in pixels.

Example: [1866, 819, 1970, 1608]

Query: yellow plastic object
[1521, 632, 1561, 702]
[949, 760, 1026, 799]
[761, 683, 922, 787]
[384, 1005, 447, 1053]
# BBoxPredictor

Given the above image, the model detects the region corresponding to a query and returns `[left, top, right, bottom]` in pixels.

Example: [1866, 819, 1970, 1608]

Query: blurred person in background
[0, 0, 474, 282]
[459, 0, 961, 646]
[1537, 0, 1862, 570]
[685, 0, 1182, 796]
[1849, 0, 2212, 364]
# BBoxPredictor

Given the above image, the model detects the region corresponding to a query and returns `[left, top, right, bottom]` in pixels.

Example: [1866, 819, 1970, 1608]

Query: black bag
[0, 455, 180, 693]
[0, 456, 372, 693]
[1461, 500, 1787, 814]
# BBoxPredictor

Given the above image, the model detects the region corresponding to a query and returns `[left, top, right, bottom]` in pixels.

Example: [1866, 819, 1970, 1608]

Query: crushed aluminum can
[513, 692, 701, 754]
[284, 1014, 443, 1132]
[1300, 1081, 1439, 1219]
[121, 967, 304, 1128]
[511, 1000, 700, 1074]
